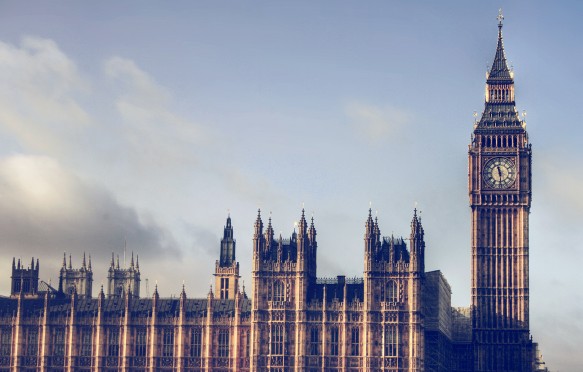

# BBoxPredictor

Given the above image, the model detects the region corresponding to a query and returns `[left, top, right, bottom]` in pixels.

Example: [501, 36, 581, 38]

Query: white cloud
[104, 56, 206, 168]
[0, 37, 91, 156]
[0, 154, 180, 293]
[346, 102, 410, 142]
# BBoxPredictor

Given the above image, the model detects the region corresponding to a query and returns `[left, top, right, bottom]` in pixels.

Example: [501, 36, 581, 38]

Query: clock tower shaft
[468, 14, 534, 372]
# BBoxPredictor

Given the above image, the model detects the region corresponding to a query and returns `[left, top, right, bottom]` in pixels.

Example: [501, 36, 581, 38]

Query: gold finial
[497, 9, 504, 27]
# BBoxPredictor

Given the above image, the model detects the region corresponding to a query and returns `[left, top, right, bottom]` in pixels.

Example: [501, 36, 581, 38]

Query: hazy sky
[0, 1, 581, 370]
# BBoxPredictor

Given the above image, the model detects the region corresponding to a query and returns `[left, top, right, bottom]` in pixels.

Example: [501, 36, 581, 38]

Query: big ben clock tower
[469, 12, 534, 372]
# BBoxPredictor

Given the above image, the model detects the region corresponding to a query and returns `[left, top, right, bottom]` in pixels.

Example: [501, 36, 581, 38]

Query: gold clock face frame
[483, 157, 516, 189]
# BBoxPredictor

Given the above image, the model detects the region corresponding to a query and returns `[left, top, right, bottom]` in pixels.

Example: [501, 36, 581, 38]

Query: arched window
[273, 280, 285, 302]
[271, 324, 284, 355]
[218, 329, 230, 358]
[309, 327, 319, 355]
[385, 280, 398, 303]
[329, 327, 339, 356]
[351, 327, 360, 356]
[135, 328, 147, 357]
[107, 329, 119, 357]
[162, 328, 174, 357]
[190, 328, 202, 358]
[384, 325, 397, 357]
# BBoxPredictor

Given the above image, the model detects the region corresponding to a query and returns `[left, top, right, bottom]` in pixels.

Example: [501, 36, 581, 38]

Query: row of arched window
[480, 135, 520, 148]
[269, 324, 398, 357]
[488, 86, 513, 102]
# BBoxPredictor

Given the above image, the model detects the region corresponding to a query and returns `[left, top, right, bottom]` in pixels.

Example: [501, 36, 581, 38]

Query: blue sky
[0, 1, 581, 370]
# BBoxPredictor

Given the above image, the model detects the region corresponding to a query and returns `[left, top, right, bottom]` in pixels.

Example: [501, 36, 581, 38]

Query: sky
[0, 1, 581, 370]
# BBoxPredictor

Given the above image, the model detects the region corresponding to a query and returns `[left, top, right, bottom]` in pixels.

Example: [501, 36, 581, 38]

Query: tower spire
[488, 9, 512, 83]
[476, 11, 522, 130]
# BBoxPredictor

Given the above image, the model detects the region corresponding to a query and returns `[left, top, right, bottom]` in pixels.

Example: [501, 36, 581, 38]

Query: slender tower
[214, 213, 240, 299]
[468, 11, 533, 371]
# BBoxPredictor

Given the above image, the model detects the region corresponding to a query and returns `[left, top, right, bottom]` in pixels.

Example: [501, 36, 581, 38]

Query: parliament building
[0, 16, 549, 372]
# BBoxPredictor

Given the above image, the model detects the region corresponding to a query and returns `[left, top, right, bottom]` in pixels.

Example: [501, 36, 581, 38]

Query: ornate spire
[130, 251, 134, 269]
[68, 254, 72, 269]
[487, 9, 512, 83]
[181, 282, 187, 299]
[365, 208, 374, 237]
[88, 254, 92, 271]
[82, 252, 86, 269]
[254, 209, 263, 237]
[298, 208, 307, 236]
[220, 213, 237, 266]
[476, 10, 522, 130]
[62, 252, 67, 268]
[308, 215, 317, 240]
[411, 208, 423, 235]
[410, 208, 425, 272]
[265, 214, 274, 242]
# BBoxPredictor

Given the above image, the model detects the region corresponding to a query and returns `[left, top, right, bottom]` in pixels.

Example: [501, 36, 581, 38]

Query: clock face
[483, 157, 516, 189]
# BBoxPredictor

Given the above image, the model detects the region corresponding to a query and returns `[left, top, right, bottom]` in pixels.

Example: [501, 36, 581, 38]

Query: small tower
[362, 209, 424, 371]
[250, 208, 318, 371]
[11, 257, 39, 297]
[58, 253, 93, 298]
[107, 251, 140, 298]
[214, 214, 240, 299]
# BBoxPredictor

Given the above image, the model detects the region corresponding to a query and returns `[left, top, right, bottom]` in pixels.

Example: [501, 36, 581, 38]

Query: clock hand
[497, 166, 503, 180]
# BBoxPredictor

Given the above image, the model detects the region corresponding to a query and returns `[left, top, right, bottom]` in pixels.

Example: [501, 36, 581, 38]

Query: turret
[264, 215, 274, 249]
[409, 209, 425, 273]
[364, 208, 376, 255]
[107, 249, 141, 298]
[214, 214, 241, 299]
[219, 213, 236, 267]
[253, 209, 264, 256]
[10, 256, 39, 296]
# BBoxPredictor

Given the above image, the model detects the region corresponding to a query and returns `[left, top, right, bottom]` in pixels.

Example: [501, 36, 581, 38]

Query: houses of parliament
[0, 16, 549, 372]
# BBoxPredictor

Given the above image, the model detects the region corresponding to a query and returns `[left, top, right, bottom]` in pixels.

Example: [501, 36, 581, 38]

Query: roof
[0, 297, 252, 318]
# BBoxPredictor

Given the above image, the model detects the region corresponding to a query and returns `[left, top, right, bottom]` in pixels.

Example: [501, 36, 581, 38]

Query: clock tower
[468, 12, 534, 372]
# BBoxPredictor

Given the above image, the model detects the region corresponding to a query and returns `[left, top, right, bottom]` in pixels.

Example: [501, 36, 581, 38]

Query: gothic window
[135, 328, 147, 357]
[273, 280, 285, 302]
[53, 328, 66, 356]
[162, 328, 174, 357]
[218, 329, 229, 358]
[270, 324, 284, 355]
[329, 326, 339, 356]
[0, 329, 11, 356]
[385, 280, 398, 303]
[309, 327, 319, 355]
[350, 327, 360, 356]
[107, 329, 120, 357]
[246, 330, 251, 358]
[220, 278, 229, 299]
[25, 328, 38, 356]
[384, 325, 397, 357]
[80, 328, 92, 357]
[190, 328, 202, 357]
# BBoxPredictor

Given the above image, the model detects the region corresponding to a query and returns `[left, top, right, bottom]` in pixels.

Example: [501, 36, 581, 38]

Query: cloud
[346, 102, 410, 142]
[0, 37, 91, 156]
[104, 56, 206, 168]
[0, 154, 180, 291]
